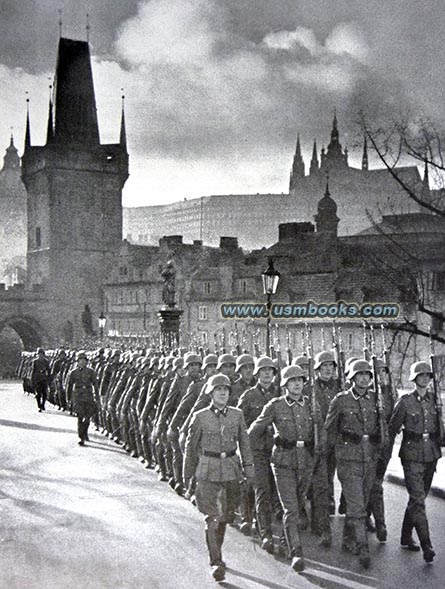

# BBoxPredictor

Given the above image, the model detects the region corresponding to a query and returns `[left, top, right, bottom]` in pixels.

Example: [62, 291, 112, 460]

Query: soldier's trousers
[272, 464, 304, 555]
[252, 450, 281, 539]
[327, 447, 336, 504]
[171, 436, 184, 486]
[368, 442, 393, 524]
[337, 458, 377, 548]
[34, 382, 47, 410]
[311, 454, 331, 534]
[401, 460, 437, 548]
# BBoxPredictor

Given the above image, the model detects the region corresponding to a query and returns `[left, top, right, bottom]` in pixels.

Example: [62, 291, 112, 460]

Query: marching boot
[206, 518, 225, 581]
[416, 520, 435, 563]
[375, 520, 387, 543]
[216, 523, 227, 568]
[358, 544, 371, 569]
[353, 518, 370, 568]
[342, 518, 358, 555]
[400, 508, 420, 551]
[290, 546, 305, 572]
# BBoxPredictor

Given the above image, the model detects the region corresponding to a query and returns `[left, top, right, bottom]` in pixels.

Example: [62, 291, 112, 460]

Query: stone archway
[0, 315, 48, 351]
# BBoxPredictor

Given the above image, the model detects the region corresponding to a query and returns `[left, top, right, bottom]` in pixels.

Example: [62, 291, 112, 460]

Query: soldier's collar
[415, 391, 430, 402]
[210, 404, 228, 416]
[351, 386, 369, 400]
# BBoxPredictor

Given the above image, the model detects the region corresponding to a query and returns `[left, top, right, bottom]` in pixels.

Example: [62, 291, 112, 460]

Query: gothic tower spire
[310, 139, 319, 175]
[24, 97, 31, 151]
[120, 92, 127, 150]
[421, 160, 431, 203]
[289, 133, 305, 192]
[46, 86, 54, 144]
[53, 37, 100, 144]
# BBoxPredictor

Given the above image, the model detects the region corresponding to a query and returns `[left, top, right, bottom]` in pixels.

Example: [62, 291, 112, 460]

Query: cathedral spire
[46, 85, 54, 144]
[362, 135, 368, 171]
[24, 97, 31, 151]
[310, 139, 319, 175]
[331, 110, 339, 142]
[289, 133, 305, 191]
[119, 92, 127, 150]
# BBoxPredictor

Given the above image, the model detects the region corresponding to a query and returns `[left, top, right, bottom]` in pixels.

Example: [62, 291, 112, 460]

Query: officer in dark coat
[66, 351, 99, 446]
[389, 361, 442, 563]
[31, 348, 52, 412]
[183, 374, 255, 583]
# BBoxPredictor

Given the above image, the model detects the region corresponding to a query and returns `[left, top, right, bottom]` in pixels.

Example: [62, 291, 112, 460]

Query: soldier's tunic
[66, 366, 99, 442]
[389, 391, 442, 549]
[325, 385, 382, 551]
[249, 393, 328, 556]
[183, 404, 254, 567]
[237, 383, 281, 540]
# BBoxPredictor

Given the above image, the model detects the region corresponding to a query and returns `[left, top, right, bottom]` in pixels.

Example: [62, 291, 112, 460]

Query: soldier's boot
[400, 508, 420, 551]
[216, 522, 227, 568]
[318, 525, 332, 548]
[416, 520, 435, 563]
[258, 512, 274, 554]
[206, 518, 225, 579]
[353, 518, 370, 568]
[290, 546, 305, 573]
[358, 543, 371, 569]
[342, 518, 358, 555]
[375, 519, 387, 543]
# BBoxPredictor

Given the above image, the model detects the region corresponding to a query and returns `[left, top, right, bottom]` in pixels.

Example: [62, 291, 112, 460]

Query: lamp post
[261, 257, 280, 355]
[98, 312, 107, 343]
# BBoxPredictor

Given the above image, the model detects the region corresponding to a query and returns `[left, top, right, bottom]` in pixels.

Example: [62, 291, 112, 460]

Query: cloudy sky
[0, 0, 443, 206]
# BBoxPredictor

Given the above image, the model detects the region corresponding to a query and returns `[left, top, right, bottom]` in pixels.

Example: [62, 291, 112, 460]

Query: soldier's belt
[274, 438, 313, 450]
[202, 449, 236, 458]
[403, 431, 439, 443]
[340, 432, 380, 445]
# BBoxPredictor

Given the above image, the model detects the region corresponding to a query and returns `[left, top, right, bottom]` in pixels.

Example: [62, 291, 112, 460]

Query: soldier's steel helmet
[206, 374, 231, 394]
[77, 350, 88, 360]
[292, 355, 309, 367]
[348, 359, 372, 379]
[281, 365, 306, 387]
[202, 354, 218, 369]
[184, 352, 202, 369]
[173, 357, 184, 370]
[314, 350, 336, 370]
[409, 361, 433, 382]
[216, 353, 237, 370]
[236, 354, 255, 372]
[253, 356, 276, 376]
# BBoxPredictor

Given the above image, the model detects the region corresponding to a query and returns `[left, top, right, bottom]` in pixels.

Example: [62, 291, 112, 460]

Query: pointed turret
[362, 136, 369, 171]
[46, 88, 54, 144]
[331, 111, 339, 143]
[53, 37, 100, 145]
[421, 160, 431, 203]
[309, 139, 319, 175]
[289, 133, 305, 191]
[24, 99, 31, 152]
[119, 94, 127, 150]
[3, 134, 20, 170]
[321, 111, 348, 171]
[315, 177, 339, 235]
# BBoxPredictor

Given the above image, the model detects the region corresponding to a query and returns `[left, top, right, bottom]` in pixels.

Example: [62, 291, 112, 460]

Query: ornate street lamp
[261, 257, 280, 355]
[98, 312, 107, 343]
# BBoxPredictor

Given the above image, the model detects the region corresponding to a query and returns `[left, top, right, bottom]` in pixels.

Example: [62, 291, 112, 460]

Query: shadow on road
[227, 567, 295, 589]
[0, 418, 73, 435]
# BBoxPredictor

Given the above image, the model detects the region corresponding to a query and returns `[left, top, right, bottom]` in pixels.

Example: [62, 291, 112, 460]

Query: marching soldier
[249, 365, 330, 572]
[183, 374, 255, 582]
[389, 361, 442, 563]
[31, 348, 52, 412]
[66, 351, 99, 446]
[325, 359, 384, 568]
[313, 350, 341, 514]
[237, 356, 282, 554]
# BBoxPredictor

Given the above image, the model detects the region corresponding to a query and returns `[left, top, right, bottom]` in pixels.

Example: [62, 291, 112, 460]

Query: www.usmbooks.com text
[220, 301, 400, 320]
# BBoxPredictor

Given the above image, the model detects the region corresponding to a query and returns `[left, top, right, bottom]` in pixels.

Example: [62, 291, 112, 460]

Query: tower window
[203, 281, 211, 294]
[198, 306, 208, 321]
[36, 227, 41, 248]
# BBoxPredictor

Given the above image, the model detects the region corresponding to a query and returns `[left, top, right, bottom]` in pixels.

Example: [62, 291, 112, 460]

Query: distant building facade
[123, 115, 426, 250]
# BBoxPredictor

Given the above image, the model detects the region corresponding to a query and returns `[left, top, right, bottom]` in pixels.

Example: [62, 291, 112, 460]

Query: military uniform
[389, 390, 442, 556]
[249, 393, 329, 558]
[66, 365, 99, 443]
[237, 382, 281, 542]
[31, 355, 51, 411]
[183, 403, 254, 572]
[325, 384, 383, 563]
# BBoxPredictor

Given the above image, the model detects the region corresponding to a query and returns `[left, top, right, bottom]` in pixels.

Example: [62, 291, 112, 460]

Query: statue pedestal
[157, 306, 183, 349]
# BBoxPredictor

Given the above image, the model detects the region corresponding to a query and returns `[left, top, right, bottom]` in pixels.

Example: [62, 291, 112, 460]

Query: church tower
[320, 113, 349, 174]
[314, 179, 339, 236]
[289, 134, 305, 191]
[21, 37, 128, 339]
